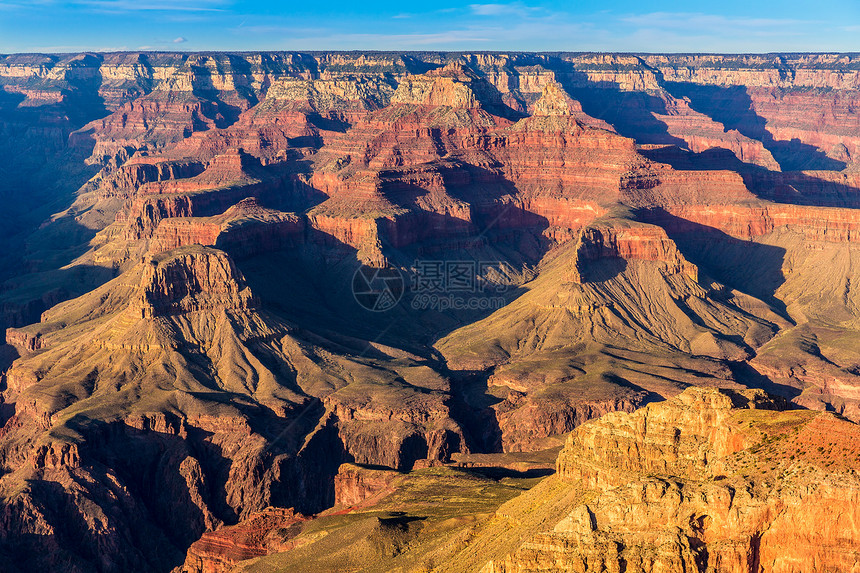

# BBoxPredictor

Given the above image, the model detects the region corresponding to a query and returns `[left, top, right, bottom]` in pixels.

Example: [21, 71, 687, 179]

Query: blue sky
[0, 0, 858, 53]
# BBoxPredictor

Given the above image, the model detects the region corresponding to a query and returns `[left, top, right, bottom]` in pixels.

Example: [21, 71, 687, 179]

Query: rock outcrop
[436, 219, 782, 450]
[3, 51, 860, 572]
[178, 507, 307, 573]
[475, 387, 860, 573]
[333, 463, 401, 508]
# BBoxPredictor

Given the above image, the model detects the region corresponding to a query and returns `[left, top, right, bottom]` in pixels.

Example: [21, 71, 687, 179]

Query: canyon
[1, 51, 860, 572]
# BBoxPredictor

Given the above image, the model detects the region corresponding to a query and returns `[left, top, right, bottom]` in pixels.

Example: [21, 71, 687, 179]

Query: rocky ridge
[473, 387, 860, 573]
[222, 387, 860, 573]
[2, 51, 860, 571]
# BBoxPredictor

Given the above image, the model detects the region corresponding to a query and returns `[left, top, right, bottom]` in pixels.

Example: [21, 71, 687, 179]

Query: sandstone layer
[2, 51, 860, 572]
[442, 387, 860, 573]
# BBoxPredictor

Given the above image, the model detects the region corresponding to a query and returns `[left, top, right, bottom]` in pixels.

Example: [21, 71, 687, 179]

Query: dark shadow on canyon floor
[638, 208, 791, 319]
[663, 82, 847, 172]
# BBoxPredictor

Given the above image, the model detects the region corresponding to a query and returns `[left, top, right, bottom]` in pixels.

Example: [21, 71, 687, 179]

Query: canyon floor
[1, 51, 860, 572]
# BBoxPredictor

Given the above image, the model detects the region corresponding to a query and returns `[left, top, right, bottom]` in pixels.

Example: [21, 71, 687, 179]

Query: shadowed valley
[1, 51, 860, 572]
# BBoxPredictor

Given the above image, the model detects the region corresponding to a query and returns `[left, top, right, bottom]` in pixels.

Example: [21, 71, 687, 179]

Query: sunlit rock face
[2, 51, 860, 572]
[477, 388, 860, 573]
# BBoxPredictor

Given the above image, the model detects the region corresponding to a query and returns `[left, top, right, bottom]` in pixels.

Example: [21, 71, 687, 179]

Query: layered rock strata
[478, 387, 860, 573]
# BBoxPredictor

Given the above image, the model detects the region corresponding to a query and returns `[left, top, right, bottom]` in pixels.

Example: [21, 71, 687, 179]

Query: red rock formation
[324, 392, 465, 471]
[747, 88, 860, 167]
[646, 53, 860, 90]
[530, 82, 613, 131]
[655, 203, 860, 242]
[29, 441, 81, 470]
[137, 248, 257, 318]
[70, 52, 316, 159]
[0, 235, 477, 571]
[179, 508, 307, 573]
[572, 223, 698, 282]
[150, 198, 304, 257]
[166, 74, 394, 164]
[479, 388, 860, 573]
[654, 97, 780, 170]
[300, 77, 639, 263]
[4, 51, 860, 573]
[117, 151, 284, 244]
[1, 288, 69, 335]
[556, 388, 783, 485]
[333, 463, 400, 507]
[309, 62, 515, 195]
[4, 328, 42, 352]
[496, 112, 641, 205]
[490, 391, 646, 452]
[72, 157, 206, 207]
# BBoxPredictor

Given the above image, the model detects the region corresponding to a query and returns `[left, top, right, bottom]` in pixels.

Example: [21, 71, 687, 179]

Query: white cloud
[609, 11, 839, 51]
[172, 36, 187, 43]
[0, 1, 30, 10]
[27, 44, 130, 52]
[278, 30, 495, 50]
[469, 3, 537, 17]
[75, 0, 229, 12]
[621, 12, 808, 33]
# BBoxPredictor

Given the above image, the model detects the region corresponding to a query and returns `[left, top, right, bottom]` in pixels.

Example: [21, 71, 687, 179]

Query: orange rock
[485, 388, 860, 573]
[179, 508, 307, 573]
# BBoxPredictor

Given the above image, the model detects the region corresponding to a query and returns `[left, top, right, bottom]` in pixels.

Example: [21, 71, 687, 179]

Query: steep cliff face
[239, 388, 860, 573]
[332, 463, 401, 508]
[0, 244, 466, 572]
[302, 75, 641, 265]
[65, 53, 317, 160]
[652, 203, 860, 242]
[7, 50, 860, 327]
[556, 387, 785, 485]
[310, 61, 516, 187]
[150, 198, 304, 258]
[164, 73, 395, 165]
[437, 218, 777, 370]
[640, 202, 860, 421]
[137, 248, 257, 317]
[436, 219, 786, 452]
[496, 85, 642, 206]
[178, 507, 307, 573]
[644, 55, 860, 170]
[3, 51, 860, 572]
[465, 387, 860, 573]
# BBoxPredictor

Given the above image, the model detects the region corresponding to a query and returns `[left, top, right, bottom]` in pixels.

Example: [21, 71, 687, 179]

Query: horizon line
[2, 49, 860, 56]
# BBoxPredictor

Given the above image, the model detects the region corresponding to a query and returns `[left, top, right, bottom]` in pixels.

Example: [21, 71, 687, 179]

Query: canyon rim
[0, 45, 860, 573]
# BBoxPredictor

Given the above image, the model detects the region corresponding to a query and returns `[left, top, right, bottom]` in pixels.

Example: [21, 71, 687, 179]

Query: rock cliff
[2, 50, 860, 571]
[447, 387, 860, 573]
